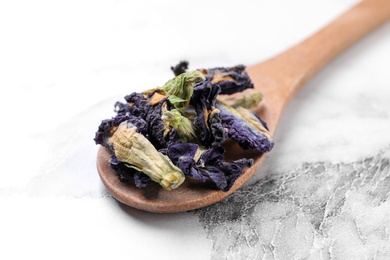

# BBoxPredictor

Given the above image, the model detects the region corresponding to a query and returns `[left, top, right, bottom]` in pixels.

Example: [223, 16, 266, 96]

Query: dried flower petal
[109, 154, 133, 182]
[161, 70, 205, 111]
[171, 61, 189, 76]
[217, 101, 274, 153]
[167, 143, 253, 191]
[124, 92, 150, 118]
[145, 98, 177, 149]
[94, 114, 147, 148]
[114, 90, 179, 149]
[198, 65, 254, 95]
[218, 158, 253, 192]
[108, 121, 185, 190]
[162, 108, 197, 142]
[190, 81, 227, 146]
[109, 155, 151, 188]
[230, 92, 263, 109]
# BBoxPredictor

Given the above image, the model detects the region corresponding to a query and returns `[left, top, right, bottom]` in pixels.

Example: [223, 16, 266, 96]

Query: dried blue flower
[197, 146, 253, 191]
[145, 98, 177, 149]
[95, 62, 273, 192]
[109, 155, 151, 188]
[94, 120, 116, 148]
[166, 142, 199, 174]
[217, 101, 274, 153]
[94, 113, 140, 148]
[217, 158, 253, 192]
[116, 90, 178, 149]
[190, 81, 227, 146]
[109, 154, 132, 182]
[114, 101, 129, 115]
[198, 65, 254, 95]
[167, 143, 225, 189]
[167, 143, 253, 191]
[133, 171, 152, 188]
[171, 61, 189, 76]
[123, 92, 150, 118]
[170, 61, 254, 95]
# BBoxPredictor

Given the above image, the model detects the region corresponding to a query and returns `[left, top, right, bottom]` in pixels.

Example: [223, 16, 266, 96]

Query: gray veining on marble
[195, 147, 390, 260]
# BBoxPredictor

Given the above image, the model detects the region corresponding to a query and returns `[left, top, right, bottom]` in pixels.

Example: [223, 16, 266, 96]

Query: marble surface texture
[1, 0, 390, 259]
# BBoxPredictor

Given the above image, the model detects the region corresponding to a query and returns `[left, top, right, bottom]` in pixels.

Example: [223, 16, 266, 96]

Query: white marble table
[1, 0, 390, 259]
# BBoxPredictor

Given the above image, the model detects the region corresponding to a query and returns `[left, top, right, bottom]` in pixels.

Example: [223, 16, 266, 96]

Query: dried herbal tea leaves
[198, 65, 254, 95]
[217, 101, 274, 153]
[167, 143, 253, 191]
[94, 61, 274, 191]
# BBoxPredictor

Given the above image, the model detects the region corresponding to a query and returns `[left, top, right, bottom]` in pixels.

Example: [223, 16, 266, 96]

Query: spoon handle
[247, 0, 390, 132]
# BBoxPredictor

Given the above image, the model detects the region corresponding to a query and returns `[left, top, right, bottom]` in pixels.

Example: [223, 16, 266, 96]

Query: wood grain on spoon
[97, 0, 390, 213]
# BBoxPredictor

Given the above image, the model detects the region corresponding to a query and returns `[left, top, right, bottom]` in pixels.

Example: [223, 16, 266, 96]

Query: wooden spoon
[97, 0, 390, 213]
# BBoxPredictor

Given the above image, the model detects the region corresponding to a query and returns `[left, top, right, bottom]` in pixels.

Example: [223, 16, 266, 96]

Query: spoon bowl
[97, 0, 390, 213]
